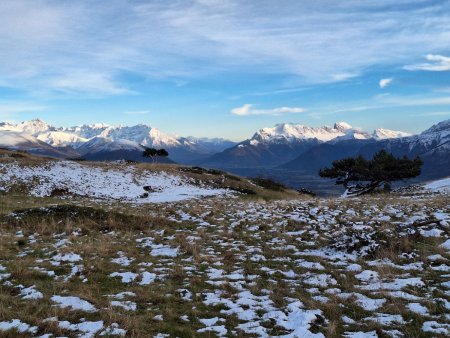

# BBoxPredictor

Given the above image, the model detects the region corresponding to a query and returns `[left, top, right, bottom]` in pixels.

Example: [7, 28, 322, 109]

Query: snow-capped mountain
[252, 122, 356, 143]
[81, 124, 183, 148]
[0, 119, 56, 135]
[0, 119, 235, 163]
[0, 130, 74, 158]
[359, 119, 450, 179]
[282, 119, 450, 181]
[76, 137, 144, 155]
[202, 122, 410, 168]
[36, 131, 88, 148]
[372, 128, 411, 140]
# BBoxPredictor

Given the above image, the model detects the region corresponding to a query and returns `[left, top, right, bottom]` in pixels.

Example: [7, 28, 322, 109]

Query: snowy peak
[373, 128, 411, 140]
[252, 122, 361, 143]
[421, 119, 450, 135]
[333, 121, 353, 132]
[36, 131, 88, 148]
[0, 118, 55, 135]
[249, 122, 411, 145]
[70, 123, 112, 139]
[332, 129, 371, 141]
[17, 118, 55, 135]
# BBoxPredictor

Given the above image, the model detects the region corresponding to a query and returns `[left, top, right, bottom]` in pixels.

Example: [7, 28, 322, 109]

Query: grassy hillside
[0, 149, 449, 337]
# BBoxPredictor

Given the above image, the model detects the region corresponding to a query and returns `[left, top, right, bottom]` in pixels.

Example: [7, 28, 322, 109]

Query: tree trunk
[343, 180, 382, 197]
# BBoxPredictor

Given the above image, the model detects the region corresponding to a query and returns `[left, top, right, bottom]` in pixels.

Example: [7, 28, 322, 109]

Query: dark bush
[251, 177, 287, 191]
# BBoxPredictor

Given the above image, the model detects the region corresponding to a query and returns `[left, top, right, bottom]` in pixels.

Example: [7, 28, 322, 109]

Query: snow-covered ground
[0, 160, 231, 203]
[0, 193, 448, 337]
[425, 177, 450, 193]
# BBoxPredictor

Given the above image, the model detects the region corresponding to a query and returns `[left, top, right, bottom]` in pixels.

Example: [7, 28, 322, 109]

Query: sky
[0, 0, 449, 141]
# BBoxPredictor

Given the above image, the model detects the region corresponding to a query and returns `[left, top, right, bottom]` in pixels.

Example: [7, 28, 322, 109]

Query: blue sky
[0, 0, 449, 140]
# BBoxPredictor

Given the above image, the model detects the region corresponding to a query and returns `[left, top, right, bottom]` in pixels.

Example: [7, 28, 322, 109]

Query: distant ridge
[201, 122, 411, 168]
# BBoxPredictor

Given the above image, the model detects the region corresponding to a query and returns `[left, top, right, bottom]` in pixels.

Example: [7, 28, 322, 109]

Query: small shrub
[251, 177, 287, 191]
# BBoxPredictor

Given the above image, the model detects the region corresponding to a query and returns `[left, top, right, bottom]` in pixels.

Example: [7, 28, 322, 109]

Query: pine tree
[319, 150, 423, 196]
[143, 147, 169, 162]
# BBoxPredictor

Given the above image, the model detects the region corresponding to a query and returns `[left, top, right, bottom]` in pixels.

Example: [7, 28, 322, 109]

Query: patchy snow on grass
[407, 302, 429, 315]
[51, 252, 82, 264]
[139, 271, 157, 285]
[365, 313, 406, 326]
[111, 252, 134, 266]
[0, 185, 449, 337]
[51, 295, 97, 312]
[441, 239, 450, 251]
[150, 244, 179, 257]
[99, 323, 127, 336]
[359, 277, 424, 291]
[109, 272, 138, 283]
[0, 160, 231, 203]
[422, 321, 450, 334]
[344, 331, 378, 338]
[57, 320, 104, 338]
[19, 285, 43, 300]
[355, 270, 379, 282]
[111, 300, 137, 311]
[0, 319, 38, 334]
[339, 293, 386, 311]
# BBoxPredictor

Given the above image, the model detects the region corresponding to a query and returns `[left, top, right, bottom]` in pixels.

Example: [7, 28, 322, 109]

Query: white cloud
[379, 78, 393, 88]
[231, 104, 304, 116]
[0, 1, 450, 95]
[43, 71, 132, 96]
[404, 54, 450, 71]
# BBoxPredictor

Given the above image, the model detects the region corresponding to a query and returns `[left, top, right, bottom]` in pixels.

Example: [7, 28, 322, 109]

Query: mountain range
[0, 118, 448, 193]
[0, 119, 235, 163]
[201, 122, 412, 168]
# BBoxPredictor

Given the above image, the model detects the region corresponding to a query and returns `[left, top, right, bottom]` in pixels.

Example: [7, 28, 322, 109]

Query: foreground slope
[0, 155, 227, 204]
[0, 152, 449, 337]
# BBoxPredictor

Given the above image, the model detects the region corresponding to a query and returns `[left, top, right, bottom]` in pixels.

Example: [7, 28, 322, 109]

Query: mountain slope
[372, 128, 411, 140]
[201, 122, 402, 168]
[0, 131, 73, 158]
[283, 119, 450, 181]
[76, 137, 174, 163]
[282, 138, 377, 172]
[358, 119, 450, 179]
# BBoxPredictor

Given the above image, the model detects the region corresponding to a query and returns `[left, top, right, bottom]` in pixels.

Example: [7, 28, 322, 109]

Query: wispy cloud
[404, 54, 450, 71]
[231, 104, 304, 116]
[379, 78, 393, 88]
[44, 72, 132, 96]
[1, 1, 450, 96]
